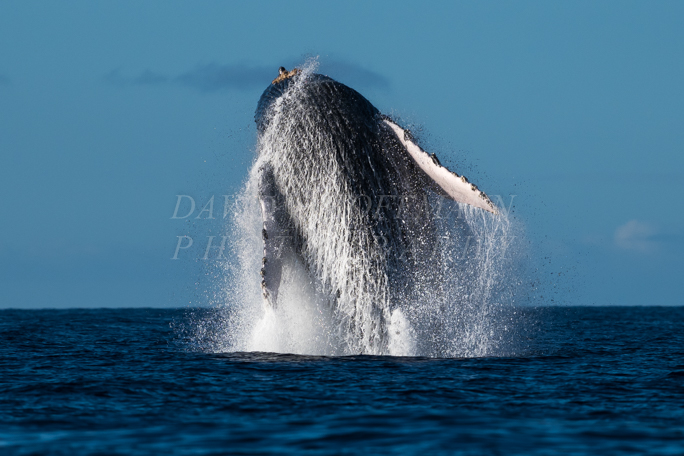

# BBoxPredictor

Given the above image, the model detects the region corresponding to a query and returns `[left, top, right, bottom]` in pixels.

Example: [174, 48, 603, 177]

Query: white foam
[205, 58, 523, 358]
[388, 309, 417, 357]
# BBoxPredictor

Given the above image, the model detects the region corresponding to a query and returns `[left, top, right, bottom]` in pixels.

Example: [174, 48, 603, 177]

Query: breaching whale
[254, 67, 497, 354]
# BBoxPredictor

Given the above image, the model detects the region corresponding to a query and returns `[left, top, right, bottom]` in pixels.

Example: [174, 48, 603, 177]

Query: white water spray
[207, 60, 522, 358]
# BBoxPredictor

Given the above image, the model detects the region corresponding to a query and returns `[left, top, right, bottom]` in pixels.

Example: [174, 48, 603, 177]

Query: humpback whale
[253, 66, 497, 354]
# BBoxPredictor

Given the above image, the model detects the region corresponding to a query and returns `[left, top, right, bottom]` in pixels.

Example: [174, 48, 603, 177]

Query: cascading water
[207, 60, 522, 358]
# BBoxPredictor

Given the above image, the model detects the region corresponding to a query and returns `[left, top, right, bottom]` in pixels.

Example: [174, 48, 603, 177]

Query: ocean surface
[1, 306, 683, 455]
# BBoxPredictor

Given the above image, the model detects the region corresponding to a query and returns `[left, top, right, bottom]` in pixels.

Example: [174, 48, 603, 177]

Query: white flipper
[383, 119, 498, 214]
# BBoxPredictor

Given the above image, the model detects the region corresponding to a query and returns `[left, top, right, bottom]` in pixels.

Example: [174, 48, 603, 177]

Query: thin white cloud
[614, 220, 658, 253]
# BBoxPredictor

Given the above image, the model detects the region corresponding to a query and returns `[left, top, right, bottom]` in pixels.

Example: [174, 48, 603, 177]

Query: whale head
[255, 71, 379, 135]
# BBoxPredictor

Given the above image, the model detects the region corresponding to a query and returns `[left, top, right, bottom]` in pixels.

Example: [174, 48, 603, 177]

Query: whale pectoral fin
[258, 164, 295, 308]
[382, 118, 498, 214]
[260, 252, 281, 309]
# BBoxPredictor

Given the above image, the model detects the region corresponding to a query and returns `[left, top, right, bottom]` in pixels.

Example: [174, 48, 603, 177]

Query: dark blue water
[1, 307, 683, 455]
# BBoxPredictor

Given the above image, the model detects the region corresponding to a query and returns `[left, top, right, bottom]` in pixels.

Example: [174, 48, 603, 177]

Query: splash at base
[215, 60, 521, 358]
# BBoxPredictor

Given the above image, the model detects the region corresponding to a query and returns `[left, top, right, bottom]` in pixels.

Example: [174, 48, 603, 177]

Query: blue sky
[1, 1, 682, 308]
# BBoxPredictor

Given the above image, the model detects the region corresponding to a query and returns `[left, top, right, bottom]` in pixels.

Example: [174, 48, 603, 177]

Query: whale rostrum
[254, 67, 498, 353]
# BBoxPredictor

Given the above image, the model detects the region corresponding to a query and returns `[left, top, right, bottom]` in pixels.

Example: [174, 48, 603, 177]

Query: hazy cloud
[318, 61, 390, 90]
[134, 70, 168, 85]
[105, 64, 274, 92]
[176, 63, 272, 92]
[104, 69, 168, 87]
[104, 60, 390, 93]
[614, 220, 659, 253]
[103, 69, 129, 87]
